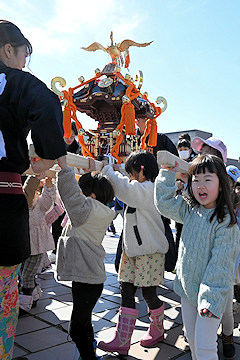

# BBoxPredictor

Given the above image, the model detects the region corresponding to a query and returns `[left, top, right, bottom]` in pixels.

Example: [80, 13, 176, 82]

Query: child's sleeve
[23, 176, 40, 207]
[101, 165, 151, 208]
[57, 166, 91, 227]
[198, 218, 240, 318]
[154, 169, 188, 224]
[38, 184, 56, 213]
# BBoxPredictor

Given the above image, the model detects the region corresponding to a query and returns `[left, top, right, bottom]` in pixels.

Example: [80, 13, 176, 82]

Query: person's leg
[181, 297, 197, 360]
[140, 286, 164, 346]
[195, 311, 221, 360]
[221, 285, 235, 359]
[142, 286, 162, 309]
[21, 254, 43, 291]
[0, 264, 21, 360]
[69, 282, 103, 360]
[51, 212, 65, 254]
[121, 281, 138, 308]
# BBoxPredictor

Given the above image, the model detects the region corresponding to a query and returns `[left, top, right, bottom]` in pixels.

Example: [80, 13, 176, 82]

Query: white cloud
[19, 0, 146, 56]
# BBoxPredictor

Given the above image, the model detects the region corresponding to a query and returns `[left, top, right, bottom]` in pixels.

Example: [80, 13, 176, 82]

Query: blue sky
[1, 0, 239, 159]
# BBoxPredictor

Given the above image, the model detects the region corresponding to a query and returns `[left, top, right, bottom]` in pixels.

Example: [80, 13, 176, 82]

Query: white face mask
[179, 150, 190, 160]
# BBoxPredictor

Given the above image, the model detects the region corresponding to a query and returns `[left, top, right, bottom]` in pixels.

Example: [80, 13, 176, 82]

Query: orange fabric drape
[140, 94, 162, 149]
[61, 89, 93, 158]
[110, 81, 140, 162]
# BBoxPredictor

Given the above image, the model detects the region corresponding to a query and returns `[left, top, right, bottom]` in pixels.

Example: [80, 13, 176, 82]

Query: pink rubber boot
[140, 303, 164, 347]
[98, 306, 138, 355]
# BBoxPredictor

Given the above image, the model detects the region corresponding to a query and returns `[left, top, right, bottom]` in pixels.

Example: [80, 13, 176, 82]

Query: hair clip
[141, 165, 144, 170]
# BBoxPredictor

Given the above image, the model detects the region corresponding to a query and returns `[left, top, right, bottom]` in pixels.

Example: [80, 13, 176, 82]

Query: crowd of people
[1, 20, 240, 360]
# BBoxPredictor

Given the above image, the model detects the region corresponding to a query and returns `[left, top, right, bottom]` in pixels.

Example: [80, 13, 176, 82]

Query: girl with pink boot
[98, 150, 169, 355]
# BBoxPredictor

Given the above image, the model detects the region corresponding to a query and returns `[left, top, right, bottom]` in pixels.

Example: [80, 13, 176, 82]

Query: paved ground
[13, 216, 240, 360]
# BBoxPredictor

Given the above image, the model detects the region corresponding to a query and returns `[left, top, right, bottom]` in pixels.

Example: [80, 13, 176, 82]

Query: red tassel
[148, 119, 157, 146]
[63, 107, 71, 138]
[123, 103, 135, 135]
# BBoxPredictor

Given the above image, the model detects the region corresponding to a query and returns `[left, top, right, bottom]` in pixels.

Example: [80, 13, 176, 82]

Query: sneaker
[32, 284, 42, 301]
[19, 294, 33, 311]
[40, 264, 52, 274]
[48, 252, 56, 264]
[222, 333, 235, 359]
[233, 301, 240, 315]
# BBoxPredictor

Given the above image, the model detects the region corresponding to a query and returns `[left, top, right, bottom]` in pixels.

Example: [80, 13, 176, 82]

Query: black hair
[177, 139, 191, 150]
[125, 149, 159, 182]
[179, 132, 191, 142]
[71, 121, 78, 135]
[0, 20, 32, 56]
[186, 154, 236, 226]
[79, 172, 114, 205]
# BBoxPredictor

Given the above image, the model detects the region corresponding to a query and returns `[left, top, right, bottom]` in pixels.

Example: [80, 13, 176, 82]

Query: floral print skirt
[119, 250, 165, 287]
[0, 264, 20, 360]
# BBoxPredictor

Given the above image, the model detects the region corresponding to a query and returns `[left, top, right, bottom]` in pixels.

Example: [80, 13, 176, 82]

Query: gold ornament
[78, 128, 86, 136]
[81, 31, 153, 64]
[122, 95, 130, 104]
[156, 96, 168, 112]
[113, 129, 121, 138]
[78, 76, 85, 82]
[115, 67, 121, 73]
[51, 77, 66, 97]
[125, 74, 131, 80]
[134, 70, 143, 90]
[143, 91, 148, 97]
[95, 68, 101, 74]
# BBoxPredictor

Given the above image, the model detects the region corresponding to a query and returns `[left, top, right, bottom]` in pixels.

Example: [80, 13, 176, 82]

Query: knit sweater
[56, 167, 115, 284]
[154, 169, 239, 318]
[102, 165, 168, 257]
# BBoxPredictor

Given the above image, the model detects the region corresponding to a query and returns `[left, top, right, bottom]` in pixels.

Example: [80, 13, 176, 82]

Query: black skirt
[0, 193, 30, 266]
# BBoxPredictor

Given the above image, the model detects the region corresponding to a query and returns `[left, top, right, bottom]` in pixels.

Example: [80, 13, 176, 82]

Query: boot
[222, 333, 235, 359]
[98, 306, 138, 355]
[140, 303, 164, 347]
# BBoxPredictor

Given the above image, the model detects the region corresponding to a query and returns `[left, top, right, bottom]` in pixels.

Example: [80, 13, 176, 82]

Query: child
[98, 150, 169, 355]
[233, 177, 240, 316]
[192, 136, 227, 164]
[175, 138, 193, 251]
[226, 165, 240, 189]
[19, 176, 56, 311]
[177, 138, 193, 162]
[56, 157, 115, 360]
[154, 154, 239, 360]
[193, 138, 238, 359]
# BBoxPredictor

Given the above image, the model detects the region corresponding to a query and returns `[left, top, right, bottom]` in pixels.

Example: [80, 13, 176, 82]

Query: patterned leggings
[0, 264, 20, 360]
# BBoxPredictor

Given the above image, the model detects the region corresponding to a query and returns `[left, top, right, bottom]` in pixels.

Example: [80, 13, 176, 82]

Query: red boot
[140, 303, 164, 347]
[98, 306, 138, 355]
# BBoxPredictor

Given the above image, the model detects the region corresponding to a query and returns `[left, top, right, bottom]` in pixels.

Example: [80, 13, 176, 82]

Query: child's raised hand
[45, 177, 53, 188]
[161, 161, 179, 173]
[83, 157, 96, 173]
[112, 164, 121, 172]
[101, 160, 109, 169]
[200, 308, 220, 319]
